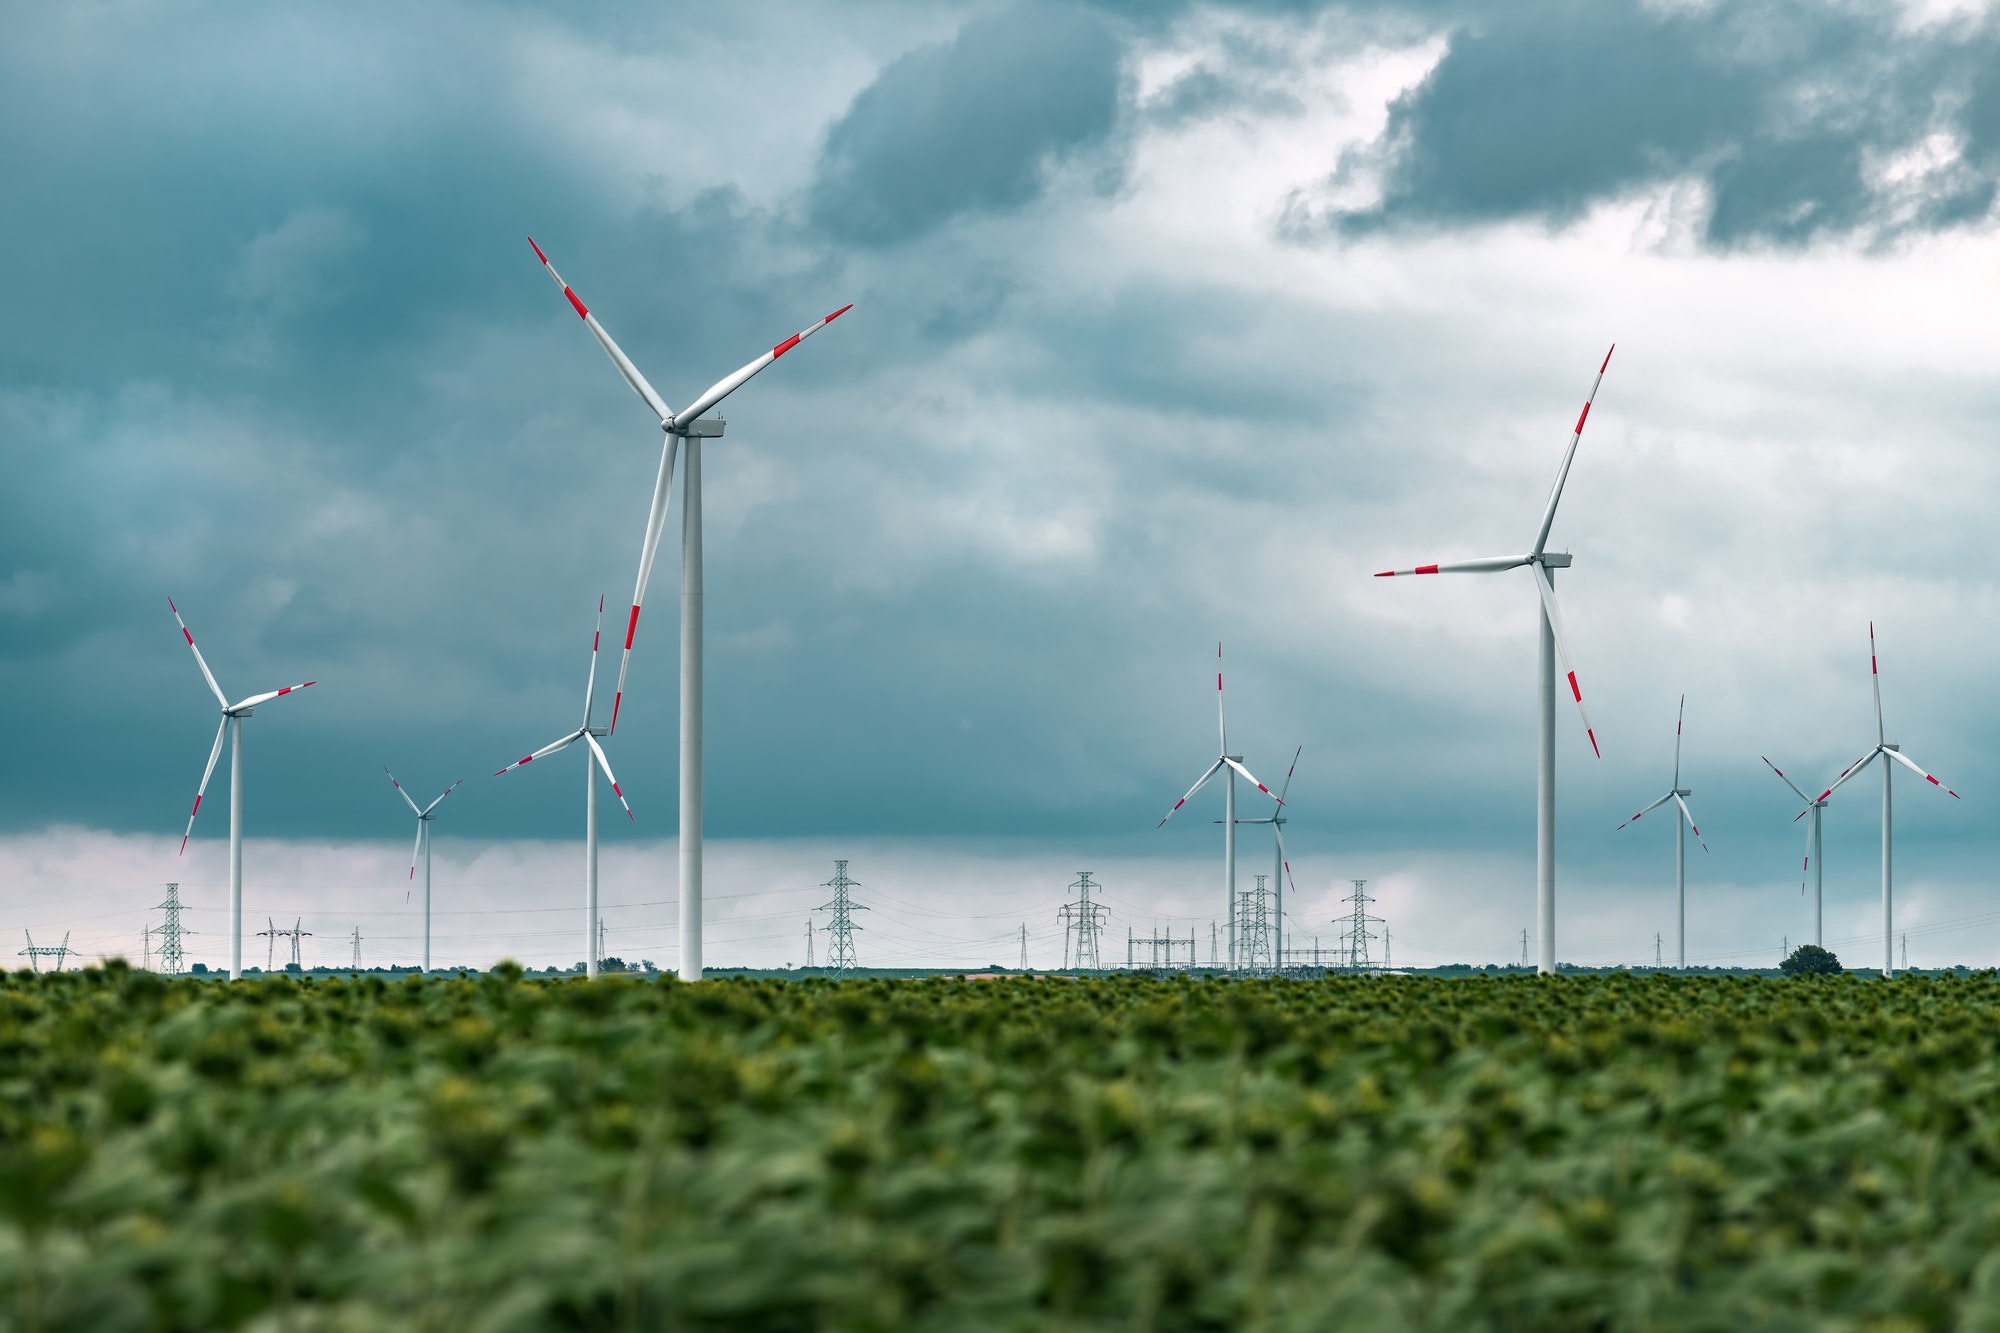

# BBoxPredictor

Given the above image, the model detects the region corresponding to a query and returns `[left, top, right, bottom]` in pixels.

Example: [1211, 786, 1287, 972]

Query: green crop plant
[6, 962, 2000, 1329]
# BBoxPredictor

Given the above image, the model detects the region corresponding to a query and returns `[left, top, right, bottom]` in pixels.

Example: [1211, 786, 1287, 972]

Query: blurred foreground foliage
[5, 965, 2000, 1329]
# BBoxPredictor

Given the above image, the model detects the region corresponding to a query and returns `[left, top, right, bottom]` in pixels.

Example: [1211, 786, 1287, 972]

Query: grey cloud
[1336, 0, 2000, 247]
[807, 2, 1125, 245]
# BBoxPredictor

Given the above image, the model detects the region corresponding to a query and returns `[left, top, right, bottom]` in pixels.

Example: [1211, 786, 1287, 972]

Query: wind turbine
[529, 238, 850, 981]
[382, 769, 462, 973]
[1229, 745, 1301, 973]
[1617, 695, 1706, 968]
[169, 598, 318, 982]
[1761, 756, 1825, 948]
[1811, 622, 1961, 978]
[1158, 644, 1283, 970]
[494, 598, 633, 980]
[1373, 346, 1613, 974]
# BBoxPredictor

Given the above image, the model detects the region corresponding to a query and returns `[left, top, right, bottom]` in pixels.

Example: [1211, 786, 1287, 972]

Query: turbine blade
[1674, 793, 1708, 851]
[611, 435, 680, 734]
[420, 779, 464, 816]
[494, 729, 584, 777]
[168, 598, 229, 708]
[383, 767, 423, 816]
[231, 680, 317, 711]
[1816, 747, 1882, 803]
[1274, 822, 1297, 898]
[1158, 758, 1226, 828]
[1530, 343, 1614, 557]
[1373, 555, 1529, 577]
[1617, 790, 1676, 830]
[583, 733, 634, 821]
[1216, 642, 1226, 754]
[582, 595, 603, 728]
[180, 717, 229, 853]
[1531, 563, 1600, 757]
[1800, 812, 1814, 893]
[1673, 694, 1684, 787]
[528, 238, 676, 423]
[670, 304, 854, 430]
[1277, 744, 1302, 805]
[1761, 755, 1813, 805]
[409, 820, 424, 881]
[1883, 747, 1961, 799]
[1869, 621, 1885, 746]
[1224, 757, 1284, 805]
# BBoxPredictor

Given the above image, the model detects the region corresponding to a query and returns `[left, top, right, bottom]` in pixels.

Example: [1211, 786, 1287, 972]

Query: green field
[6, 965, 2000, 1330]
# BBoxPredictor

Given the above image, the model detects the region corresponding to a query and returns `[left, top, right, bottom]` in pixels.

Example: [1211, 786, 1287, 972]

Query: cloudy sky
[6, 0, 2000, 973]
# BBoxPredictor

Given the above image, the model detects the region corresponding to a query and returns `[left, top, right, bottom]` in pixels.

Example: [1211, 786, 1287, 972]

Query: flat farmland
[4, 967, 2000, 1330]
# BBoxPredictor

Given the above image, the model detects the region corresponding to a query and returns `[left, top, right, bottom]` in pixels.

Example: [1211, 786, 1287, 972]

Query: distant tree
[600, 957, 628, 974]
[1782, 944, 1843, 976]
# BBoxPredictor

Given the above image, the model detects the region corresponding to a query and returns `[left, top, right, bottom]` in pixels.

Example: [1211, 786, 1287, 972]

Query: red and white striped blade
[1158, 757, 1226, 827]
[1224, 757, 1284, 805]
[1869, 621, 1885, 746]
[1761, 755, 1812, 806]
[383, 766, 423, 817]
[493, 728, 584, 776]
[231, 680, 317, 711]
[584, 733, 634, 821]
[1815, 747, 1882, 803]
[1276, 744, 1301, 804]
[1274, 822, 1296, 897]
[610, 435, 679, 735]
[1529, 344, 1614, 557]
[1617, 790, 1676, 830]
[181, 717, 229, 854]
[420, 779, 464, 817]
[1531, 564, 1600, 757]
[1373, 555, 1527, 577]
[581, 595, 604, 729]
[671, 304, 854, 430]
[1883, 747, 1961, 799]
[1215, 642, 1227, 754]
[1672, 693, 1685, 787]
[409, 820, 424, 881]
[1799, 816, 1813, 893]
[528, 238, 675, 424]
[168, 598, 229, 709]
[1674, 794, 1708, 851]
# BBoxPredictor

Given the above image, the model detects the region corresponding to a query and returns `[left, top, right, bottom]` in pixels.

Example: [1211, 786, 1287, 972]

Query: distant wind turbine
[529, 237, 850, 982]
[1230, 745, 1301, 972]
[1374, 346, 1613, 974]
[1813, 622, 1961, 978]
[493, 597, 632, 980]
[382, 769, 462, 973]
[1158, 644, 1282, 969]
[169, 598, 317, 981]
[1761, 756, 1826, 948]
[1617, 695, 1706, 968]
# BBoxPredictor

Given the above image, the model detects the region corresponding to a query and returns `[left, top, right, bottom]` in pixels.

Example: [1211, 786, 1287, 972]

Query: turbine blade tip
[827, 302, 853, 321]
[1599, 344, 1615, 373]
[1373, 570, 1394, 577]
[528, 236, 547, 264]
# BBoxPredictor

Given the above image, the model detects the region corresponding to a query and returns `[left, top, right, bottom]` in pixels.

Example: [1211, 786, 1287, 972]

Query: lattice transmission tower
[816, 861, 866, 976]
[153, 883, 192, 975]
[258, 918, 311, 971]
[1339, 880, 1381, 973]
[1057, 871, 1108, 971]
[18, 931, 70, 973]
[1237, 874, 1276, 974]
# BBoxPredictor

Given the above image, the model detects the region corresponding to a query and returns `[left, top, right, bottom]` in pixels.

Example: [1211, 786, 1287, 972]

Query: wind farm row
[156, 252, 1964, 982]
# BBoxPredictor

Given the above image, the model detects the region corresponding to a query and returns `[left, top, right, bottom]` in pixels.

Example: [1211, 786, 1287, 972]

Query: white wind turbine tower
[493, 597, 633, 979]
[1617, 695, 1707, 968]
[1158, 644, 1283, 970]
[1811, 623, 1961, 978]
[169, 598, 318, 982]
[1230, 745, 1301, 972]
[529, 238, 850, 981]
[1761, 756, 1826, 948]
[1374, 346, 1613, 975]
[382, 770, 462, 973]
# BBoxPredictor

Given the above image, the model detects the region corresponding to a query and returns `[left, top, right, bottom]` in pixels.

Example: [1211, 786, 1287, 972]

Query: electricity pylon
[816, 860, 866, 976]
[154, 883, 192, 975]
[1057, 871, 1107, 971]
[1339, 880, 1381, 973]
[1237, 873, 1276, 974]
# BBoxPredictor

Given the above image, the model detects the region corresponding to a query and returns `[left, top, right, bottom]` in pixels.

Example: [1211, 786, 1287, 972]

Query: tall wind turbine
[1231, 745, 1301, 973]
[529, 238, 850, 981]
[382, 769, 462, 973]
[1373, 346, 1614, 974]
[1761, 756, 1826, 947]
[1812, 623, 1961, 977]
[1617, 695, 1706, 968]
[169, 598, 317, 981]
[1158, 644, 1283, 970]
[493, 597, 633, 979]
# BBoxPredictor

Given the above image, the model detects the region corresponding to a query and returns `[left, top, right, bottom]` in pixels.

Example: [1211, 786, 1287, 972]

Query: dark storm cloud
[807, 2, 1125, 245]
[1337, 0, 2000, 246]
